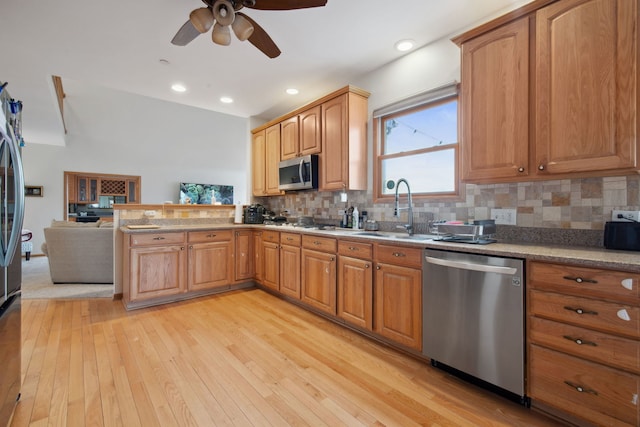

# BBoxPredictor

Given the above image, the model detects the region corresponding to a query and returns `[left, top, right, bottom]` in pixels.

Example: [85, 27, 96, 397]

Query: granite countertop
[119, 223, 640, 272]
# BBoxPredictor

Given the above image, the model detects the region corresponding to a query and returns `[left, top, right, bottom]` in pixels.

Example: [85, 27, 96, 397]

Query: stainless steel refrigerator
[0, 82, 25, 425]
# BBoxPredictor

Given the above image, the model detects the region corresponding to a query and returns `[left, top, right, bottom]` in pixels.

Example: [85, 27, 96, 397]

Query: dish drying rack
[432, 220, 497, 244]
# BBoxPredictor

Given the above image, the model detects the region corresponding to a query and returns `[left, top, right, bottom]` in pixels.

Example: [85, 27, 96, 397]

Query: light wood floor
[11, 289, 566, 426]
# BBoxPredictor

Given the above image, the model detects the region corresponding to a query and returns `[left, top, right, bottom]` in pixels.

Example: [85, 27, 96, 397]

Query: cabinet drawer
[188, 229, 232, 243]
[529, 261, 640, 301]
[302, 235, 337, 253]
[529, 345, 640, 427]
[280, 232, 301, 246]
[530, 290, 640, 338]
[530, 317, 640, 374]
[338, 240, 373, 259]
[375, 244, 422, 268]
[262, 230, 280, 243]
[131, 232, 185, 247]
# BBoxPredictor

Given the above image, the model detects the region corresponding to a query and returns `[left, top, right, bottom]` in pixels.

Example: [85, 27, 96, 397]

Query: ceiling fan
[171, 0, 328, 58]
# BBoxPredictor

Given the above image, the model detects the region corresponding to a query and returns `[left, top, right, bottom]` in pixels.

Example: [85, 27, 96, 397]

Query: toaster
[604, 221, 640, 251]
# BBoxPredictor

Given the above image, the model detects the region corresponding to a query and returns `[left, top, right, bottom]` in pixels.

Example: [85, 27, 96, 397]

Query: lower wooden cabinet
[528, 260, 640, 427]
[253, 231, 264, 283]
[374, 244, 423, 351]
[337, 240, 373, 330]
[280, 232, 301, 299]
[301, 235, 338, 315]
[187, 230, 233, 292]
[261, 231, 280, 291]
[125, 232, 187, 305]
[234, 230, 254, 282]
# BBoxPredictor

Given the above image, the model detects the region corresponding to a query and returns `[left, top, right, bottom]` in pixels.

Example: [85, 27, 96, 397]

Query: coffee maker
[243, 204, 265, 224]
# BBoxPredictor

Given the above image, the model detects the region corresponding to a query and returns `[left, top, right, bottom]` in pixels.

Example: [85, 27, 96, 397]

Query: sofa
[41, 220, 114, 284]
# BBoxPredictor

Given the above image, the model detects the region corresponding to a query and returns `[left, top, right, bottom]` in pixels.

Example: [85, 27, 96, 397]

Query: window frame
[373, 91, 462, 203]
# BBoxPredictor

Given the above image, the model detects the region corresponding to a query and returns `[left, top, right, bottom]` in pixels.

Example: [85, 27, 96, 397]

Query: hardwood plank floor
[11, 289, 566, 426]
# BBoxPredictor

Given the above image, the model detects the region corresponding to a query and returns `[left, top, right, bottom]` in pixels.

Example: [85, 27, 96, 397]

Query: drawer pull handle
[564, 381, 598, 395]
[563, 275, 597, 284]
[207, 234, 216, 238]
[392, 252, 406, 257]
[286, 237, 293, 241]
[563, 335, 597, 347]
[152, 237, 166, 240]
[564, 306, 598, 316]
[349, 246, 359, 251]
[313, 241, 321, 245]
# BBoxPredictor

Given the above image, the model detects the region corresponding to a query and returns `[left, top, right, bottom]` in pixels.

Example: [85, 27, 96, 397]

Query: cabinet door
[299, 105, 321, 155]
[280, 244, 301, 298]
[188, 240, 233, 291]
[77, 177, 88, 202]
[461, 17, 530, 181]
[280, 116, 299, 160]
[265, 124, 282, 195]
[338, 255, 373, 330]
[66, 173, 77, 204]
[374, 262, 422, 350]
[252, 130, 266, 197]
[262, 241, 280, 291]
[129, 245, 187, 302]
[235, 230, 254, 282]
[535, 0, 637, 174]
[253, 231, 264, 283]
[321, 94, 348, 190]
[301, 248, 337, 315]
[127, 179, 138, 203]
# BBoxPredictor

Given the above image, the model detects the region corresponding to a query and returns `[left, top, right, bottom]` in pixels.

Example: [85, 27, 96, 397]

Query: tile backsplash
[257, 175, 640, 231]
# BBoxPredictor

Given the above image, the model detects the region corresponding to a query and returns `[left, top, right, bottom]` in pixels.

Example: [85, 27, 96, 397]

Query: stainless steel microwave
[278, 154, 319, 191]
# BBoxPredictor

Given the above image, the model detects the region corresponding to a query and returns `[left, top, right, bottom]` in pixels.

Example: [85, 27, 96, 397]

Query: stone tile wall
[257, 175, 640, 231]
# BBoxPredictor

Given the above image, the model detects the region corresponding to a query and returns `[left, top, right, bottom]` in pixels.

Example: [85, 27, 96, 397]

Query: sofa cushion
[51, 219, 99, 228]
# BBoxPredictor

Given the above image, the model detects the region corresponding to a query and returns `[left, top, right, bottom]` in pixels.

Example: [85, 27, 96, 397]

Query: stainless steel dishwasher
[423, 249, 526, 403]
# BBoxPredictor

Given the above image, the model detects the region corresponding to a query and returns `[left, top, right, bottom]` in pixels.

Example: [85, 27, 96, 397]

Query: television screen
[179, 183, 234, 205]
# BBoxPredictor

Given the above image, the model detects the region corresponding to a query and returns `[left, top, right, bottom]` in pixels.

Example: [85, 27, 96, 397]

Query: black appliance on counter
[0, 81, 25, 423]
[604, 221, 640, 251]
[244, 204, 265, 224]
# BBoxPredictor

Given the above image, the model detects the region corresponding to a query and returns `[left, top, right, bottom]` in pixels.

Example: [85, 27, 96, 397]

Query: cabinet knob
[518, 167, 525, 173]
[348, 246, 359, 251]
[376, 265, 381, 270]
[538, 164, 545, 171]
[564, 381, 598, 395]
[152, 236, 166, 240]
[392, 252, 406, 257]
[330, 256, 335, 261]
[365, 264, 370, 269]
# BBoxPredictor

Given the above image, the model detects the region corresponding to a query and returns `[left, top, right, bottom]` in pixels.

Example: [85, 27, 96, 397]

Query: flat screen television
[179, 183, 233, 205]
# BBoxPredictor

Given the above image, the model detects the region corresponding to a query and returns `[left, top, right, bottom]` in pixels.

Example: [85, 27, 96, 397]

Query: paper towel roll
[234, 203, 243, 224]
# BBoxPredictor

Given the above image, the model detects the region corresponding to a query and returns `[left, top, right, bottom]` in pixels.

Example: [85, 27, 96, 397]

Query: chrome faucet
[392, 178, 413, 236]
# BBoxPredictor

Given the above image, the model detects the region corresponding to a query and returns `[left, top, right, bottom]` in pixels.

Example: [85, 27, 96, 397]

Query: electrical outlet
[144, 210, 156, 217]
[491, 208, 517, 225]
[611, 210, 640, 222]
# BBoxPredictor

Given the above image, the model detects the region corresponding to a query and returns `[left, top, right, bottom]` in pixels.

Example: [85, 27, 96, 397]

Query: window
[374, 83, 460, 201]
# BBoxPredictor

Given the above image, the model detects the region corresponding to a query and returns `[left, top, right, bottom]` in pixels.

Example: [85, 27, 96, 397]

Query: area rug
[21, 256, 113, 299]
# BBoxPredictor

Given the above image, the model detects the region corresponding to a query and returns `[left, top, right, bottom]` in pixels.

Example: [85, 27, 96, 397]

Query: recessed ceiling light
[395, 39, 415, 52]
[159, 59, 170, 65]
[171, 83, 186, 93]
[286, 88, 299, 95]
[220, 96, 234, 104]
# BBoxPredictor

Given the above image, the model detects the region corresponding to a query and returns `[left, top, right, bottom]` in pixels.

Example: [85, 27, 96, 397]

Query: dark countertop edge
[118, 224, 640, 272]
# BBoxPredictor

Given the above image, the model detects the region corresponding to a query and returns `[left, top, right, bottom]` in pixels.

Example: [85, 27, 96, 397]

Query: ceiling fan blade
[246, 0, 327, 10]
[171, 20, 202, 46]
[238, 12, 281, 58]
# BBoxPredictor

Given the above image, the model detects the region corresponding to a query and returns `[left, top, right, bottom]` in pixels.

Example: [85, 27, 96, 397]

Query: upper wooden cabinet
[265, 124, 283, 196]
[460, 17, 530, 181]
[455, 0, 639, 183]
[251, 86, 369, 195]
[252, 130, 266, 197]
[281, 105, 322, 160]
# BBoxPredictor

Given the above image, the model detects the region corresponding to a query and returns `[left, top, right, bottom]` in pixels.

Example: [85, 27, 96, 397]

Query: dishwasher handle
[425, 256, 518, 275]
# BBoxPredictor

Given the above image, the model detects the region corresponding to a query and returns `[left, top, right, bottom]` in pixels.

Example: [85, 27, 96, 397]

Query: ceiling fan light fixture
[189, 7, 214, 33]
[213, 0, 235, 26]
[212, 22, 232, 45]
[232, 14, 254, 41]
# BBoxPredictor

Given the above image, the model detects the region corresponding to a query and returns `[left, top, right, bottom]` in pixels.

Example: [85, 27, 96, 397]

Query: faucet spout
[394, 178, 413, 236]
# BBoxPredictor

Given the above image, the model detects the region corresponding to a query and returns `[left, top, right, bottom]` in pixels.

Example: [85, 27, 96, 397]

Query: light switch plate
[491, 208, 517, 225]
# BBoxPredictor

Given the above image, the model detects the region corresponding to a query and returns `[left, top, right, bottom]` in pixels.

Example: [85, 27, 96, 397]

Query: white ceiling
[0, 0, 532, 146]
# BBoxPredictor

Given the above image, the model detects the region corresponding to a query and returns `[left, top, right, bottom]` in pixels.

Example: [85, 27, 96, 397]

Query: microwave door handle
[299, 158, 304, 183]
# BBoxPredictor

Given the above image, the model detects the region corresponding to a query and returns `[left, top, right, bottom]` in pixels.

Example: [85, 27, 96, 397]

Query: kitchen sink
[353, 232, 386, 237]
[394, 234, 439, 241]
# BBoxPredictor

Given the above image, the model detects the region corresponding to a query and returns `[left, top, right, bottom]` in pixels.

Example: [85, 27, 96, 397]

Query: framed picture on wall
[25, 185, 43, 197]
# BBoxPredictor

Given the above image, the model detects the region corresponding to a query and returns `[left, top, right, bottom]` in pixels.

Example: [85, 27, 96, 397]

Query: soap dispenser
[352, 206, 359, 229]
